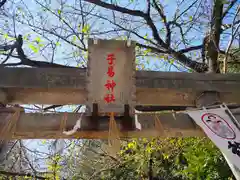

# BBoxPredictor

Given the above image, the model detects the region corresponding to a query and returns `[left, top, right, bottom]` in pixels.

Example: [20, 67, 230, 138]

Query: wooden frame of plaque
[86, 39, 136, 117]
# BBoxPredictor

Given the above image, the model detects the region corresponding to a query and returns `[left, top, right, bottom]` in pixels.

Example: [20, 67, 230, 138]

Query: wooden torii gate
[0, 39, 240, 139]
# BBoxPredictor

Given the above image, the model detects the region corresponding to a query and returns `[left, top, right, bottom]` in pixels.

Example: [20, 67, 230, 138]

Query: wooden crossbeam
[0, 107, 239, 139]
[0, 109, 204, 139]
[1, 68, 240, 106]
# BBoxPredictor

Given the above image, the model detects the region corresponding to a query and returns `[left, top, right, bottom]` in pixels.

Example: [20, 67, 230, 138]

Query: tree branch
[1, 45, 16, 64]
[14, 35, 75, 68]
[84, 0, 207, 72]
[84, 0, 167, 48]
[221, 20, 240, 32]
[206, 0, 223, 73]
[1, 35, 76, 68]
[43, 105, 63, 111]
[0, 62, 22, 67]
[169, 49, 208, 72]
[84, 0, 145, 17]
[152, 0, 171, 46]
[146, 0, 150, 15]
[222, 0, 238, 19]
[169, 21, 187, 47]
[0, 0, 6, 8]
[136, 42, 167, 54]
[178, 45, 203, 53]
[223, 6, 240, 73]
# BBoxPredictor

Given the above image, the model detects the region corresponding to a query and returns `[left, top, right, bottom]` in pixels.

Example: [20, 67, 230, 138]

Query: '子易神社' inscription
[86, 39, 136, 114]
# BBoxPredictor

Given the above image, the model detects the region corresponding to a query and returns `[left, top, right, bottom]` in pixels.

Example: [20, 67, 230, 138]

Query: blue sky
[1, 0, 239, 171]
[4, 0, 199, 71]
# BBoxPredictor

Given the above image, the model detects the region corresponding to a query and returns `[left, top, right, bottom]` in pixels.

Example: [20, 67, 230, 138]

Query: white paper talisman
[186, 104, 240, 168]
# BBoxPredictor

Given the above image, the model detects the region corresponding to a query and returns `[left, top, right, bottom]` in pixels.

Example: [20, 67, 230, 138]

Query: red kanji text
[105, 80, 116, 92]
[107, 66, 115, 77]
[106, 53, 115, 65]
[104, 93, 115, 103]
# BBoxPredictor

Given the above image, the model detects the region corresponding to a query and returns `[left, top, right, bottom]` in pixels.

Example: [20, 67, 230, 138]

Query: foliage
[0, 0, 239, 179]
[0, 0, 239, 72]
[62, 138, 234, 180]
[218, 48, 240, 73]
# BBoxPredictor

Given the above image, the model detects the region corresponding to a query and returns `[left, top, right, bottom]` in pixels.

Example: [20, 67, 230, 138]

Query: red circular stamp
[201, 113, 236, 140]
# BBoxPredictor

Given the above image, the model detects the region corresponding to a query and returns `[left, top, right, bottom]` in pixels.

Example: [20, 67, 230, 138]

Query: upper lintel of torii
[0, 39, 240, 139]
[0, 67, 240, 106]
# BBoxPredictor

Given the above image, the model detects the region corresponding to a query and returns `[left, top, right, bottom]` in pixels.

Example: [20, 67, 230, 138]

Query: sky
[1, 0, 240, 172]
[3, 0, 194, 71]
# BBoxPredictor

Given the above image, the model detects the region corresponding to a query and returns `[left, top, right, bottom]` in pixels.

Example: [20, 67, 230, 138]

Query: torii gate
[0, 39, 240, 140]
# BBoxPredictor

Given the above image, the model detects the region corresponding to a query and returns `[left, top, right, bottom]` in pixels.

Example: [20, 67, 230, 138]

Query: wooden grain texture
[0, 68, 240, 105]
[0, 110, 205, 139]
[87, 39, 136, 113]
[1, 107, 239, 139]
[0, 89, 7, 103]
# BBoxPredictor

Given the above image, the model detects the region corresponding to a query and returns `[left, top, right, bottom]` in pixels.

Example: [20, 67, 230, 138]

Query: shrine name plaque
[86, 39, 136, 115]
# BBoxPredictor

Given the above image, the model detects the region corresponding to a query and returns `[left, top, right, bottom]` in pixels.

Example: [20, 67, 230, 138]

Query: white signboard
[186, 104, 240, 169]
[86, 39, 136, 114]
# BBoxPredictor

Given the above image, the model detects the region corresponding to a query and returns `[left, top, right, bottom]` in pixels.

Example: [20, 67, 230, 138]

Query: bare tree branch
[84, 0, 145, 17]
[0, 0, 6, 8]
[204, 0, 223, 73]
[178, 45, 203, 53]
[173, 0, 199, 21]
[221, 19, 240, 32]
[223, 6, 240, 73]
[136, 43, 167, 54]
[84, 0, 208, 72]
[222, 0, 238, 19]
[146, 0, 151, 15]
[84, 0, 167, 48]
[152, 0, 171, 46]
[43, 105, 63, 111]
[1, 35, 76, 68]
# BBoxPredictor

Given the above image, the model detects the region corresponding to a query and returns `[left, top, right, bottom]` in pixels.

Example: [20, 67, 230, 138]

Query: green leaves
[169, 59, 174, 64]
[128, 141, 137, 149]
[23, 34, 30, 41]
[143, 33, 148, 39]
[59, 138, 234, 179]
[143, 48, 151, 56]
[28, 43, 39, 53]
[56, 41, 61, 46]
[57, 9, 61, 15]
[82, 24, 90, 34]
[41, 139, 46, 144]
[35, 36, 41, 44]
[72, 35, 77, 43]
[24, 36, 45, 53]
[113, 138, 233, 179]
[3, 33, 8, 39]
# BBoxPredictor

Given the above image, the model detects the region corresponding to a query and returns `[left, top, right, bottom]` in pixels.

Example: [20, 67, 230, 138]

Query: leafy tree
[0, 0, 239, 179]
[219, 47, 240, 73]
[0, 0, 239, 73]
[62, 138, 234, 180]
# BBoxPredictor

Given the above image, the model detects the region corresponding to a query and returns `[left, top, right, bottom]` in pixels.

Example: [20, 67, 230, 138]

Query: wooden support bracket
[121, 104, 135, 131]
[0, 89, 7, 104]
